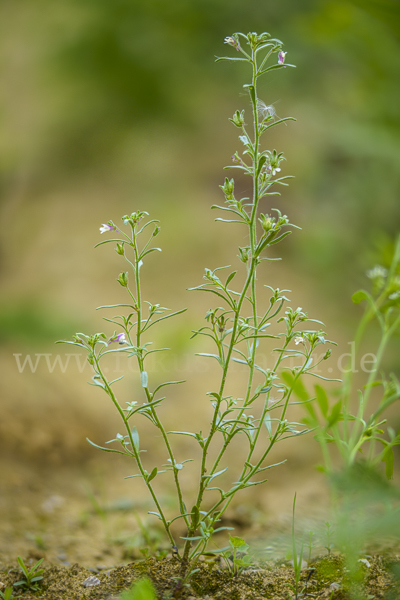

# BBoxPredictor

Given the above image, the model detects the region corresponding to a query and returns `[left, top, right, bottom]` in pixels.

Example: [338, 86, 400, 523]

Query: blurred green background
[1, 0, 400, 563]
[1, 0, 400, 342]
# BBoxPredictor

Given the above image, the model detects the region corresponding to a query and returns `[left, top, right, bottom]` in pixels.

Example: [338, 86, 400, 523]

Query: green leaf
[247, 85, 256, 106]
[327, 400, 342, 427]
[31, 558, 44, 571]
[231, 357, 248, 365]
[281, 372, 309, 402]
[352, 290, 368, 304]
[382, 447, 394, 480]
[147, 467, 157, 483]
[256, 155, 267, 177]
[215, 56, 248, 62]
[191, 505, 200, 527]
[268, 230, 292, 246]
[148, 511, 162, 519]
[315, 384, 329, 417]
[131, 427, 140, 451]
[140, 371, 148, 388]
[226, 271, 237, 286]
[264, 413, 272, 437]
[86, 438, 128, 455]
[229, 535, 249, 548]
[195, 352, 221, 364]
[258, 63, 296, 76]
[207, 467, 228, 481]
[144, 308, 187, 330]
[17, 556, 29, 578]
[120, 578, 157, 600]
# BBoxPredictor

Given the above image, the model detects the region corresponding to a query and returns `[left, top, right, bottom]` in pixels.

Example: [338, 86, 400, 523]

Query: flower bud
[117, 272, 128, 287]
[222, 177, 234, 195]
[238, 246, 250, 263]
[224, 36, 240, 52]
[278, 215, 289, 227]
[259, 213, 275, 233]
[116, 243, 124, 255]
[230, 110, 245, 128]
[323, 349, 332, 360]
[153, 226, 160, 237]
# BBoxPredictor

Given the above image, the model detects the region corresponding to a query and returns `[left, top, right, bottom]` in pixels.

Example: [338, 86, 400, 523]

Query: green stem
[182, 53, 263, 565]
[94, 358, 175, 546]
[130, 230, 189, 530]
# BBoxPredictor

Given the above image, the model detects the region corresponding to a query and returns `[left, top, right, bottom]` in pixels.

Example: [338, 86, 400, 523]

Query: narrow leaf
[315, 384, 329, 417]
[281, 372, 309, 402]
[148, 467, 158, 482]
[131, 427, 140, 450]
[86, 438, 128, 455]
[141, 371, 148, 388]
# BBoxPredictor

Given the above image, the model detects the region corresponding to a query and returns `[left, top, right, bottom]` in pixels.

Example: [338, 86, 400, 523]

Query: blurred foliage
[0, 0, 400, 338]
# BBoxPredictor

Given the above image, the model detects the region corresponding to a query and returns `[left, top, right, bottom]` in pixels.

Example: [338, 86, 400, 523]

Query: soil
[1, 553, 399, 600]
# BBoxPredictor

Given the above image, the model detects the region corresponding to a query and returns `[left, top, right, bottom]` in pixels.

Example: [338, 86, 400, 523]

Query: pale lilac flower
[115, 333, 127, 344]
[278, 51, 287, 65]
[109, 332, 128, 345]
[294, 336, 304, 345]
[100, 223, 116, 234]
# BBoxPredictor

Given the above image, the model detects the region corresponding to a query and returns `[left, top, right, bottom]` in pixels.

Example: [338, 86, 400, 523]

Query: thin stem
[130, 229, 189, 529]
[94, 358, 175, 546]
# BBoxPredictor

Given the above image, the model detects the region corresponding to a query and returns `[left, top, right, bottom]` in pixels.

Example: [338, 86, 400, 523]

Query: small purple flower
[109, 332, 127, 345]
[100, 223, 116, 234]
[278, 51, 287, 66]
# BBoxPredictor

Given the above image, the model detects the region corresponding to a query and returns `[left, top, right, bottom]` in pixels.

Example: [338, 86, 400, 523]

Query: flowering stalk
[59, 31, 336, 582]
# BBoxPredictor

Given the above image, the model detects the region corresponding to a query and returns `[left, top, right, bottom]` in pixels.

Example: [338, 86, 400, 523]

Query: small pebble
[358, 558, 371, 568]
[80, 576, 101, 587]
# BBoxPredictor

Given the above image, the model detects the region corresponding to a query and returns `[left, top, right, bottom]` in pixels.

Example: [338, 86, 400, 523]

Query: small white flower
[389, 291, 400, 300]
[294, 336, 304, 345]
[271, 167, 281, 176]
[366, 265, 387, 280]
[100, 223, 116, 234]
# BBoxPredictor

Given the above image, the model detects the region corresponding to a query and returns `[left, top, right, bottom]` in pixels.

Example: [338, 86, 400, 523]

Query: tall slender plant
[59, 31, 335, 582]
